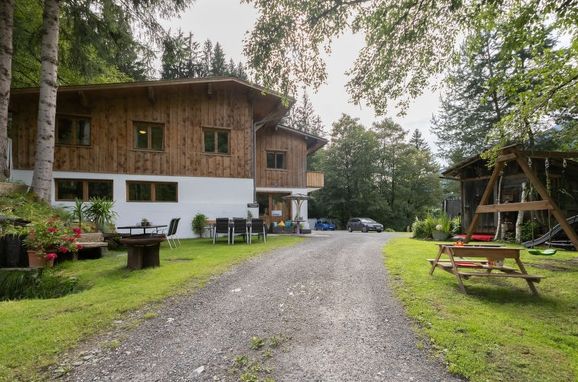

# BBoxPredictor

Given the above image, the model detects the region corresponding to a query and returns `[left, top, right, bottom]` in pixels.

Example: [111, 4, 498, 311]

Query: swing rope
[528, 157, 557, 256]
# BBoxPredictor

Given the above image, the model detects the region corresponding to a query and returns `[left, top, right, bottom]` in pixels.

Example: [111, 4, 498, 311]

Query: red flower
[45, 252, 58, 261]
[73, 227, 82, 237]
[47, 227, 58, 233]
[58, 246, 69, 253]
[76, 244, 83, 250]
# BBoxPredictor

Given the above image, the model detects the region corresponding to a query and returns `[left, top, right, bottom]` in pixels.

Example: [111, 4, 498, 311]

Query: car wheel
[362, 226, 368, 233]
[377, 230, 382, 233]
[348, 226, 352, 232]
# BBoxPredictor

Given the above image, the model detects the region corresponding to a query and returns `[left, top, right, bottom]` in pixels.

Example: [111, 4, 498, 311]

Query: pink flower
[45, 252, 58, 261]
[58, 246, 69, 253]
[76, 244, 83, 250]
[73, 227, 82, 237]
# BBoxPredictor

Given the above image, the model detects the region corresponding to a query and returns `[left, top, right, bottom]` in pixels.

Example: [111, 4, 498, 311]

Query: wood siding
[256, 127, 307, 188]
[9, 85, 253, 178]
[306, 171, 324, 188]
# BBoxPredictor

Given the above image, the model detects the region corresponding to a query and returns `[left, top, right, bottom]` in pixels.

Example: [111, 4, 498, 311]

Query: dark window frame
[203, 128, 230, 155]
[56, 115, 92, 146]
[54, 178, 113, 201]
[266, 151, 287, 170]
[126, 181, 178, 202]
[133, 121, 165, 151]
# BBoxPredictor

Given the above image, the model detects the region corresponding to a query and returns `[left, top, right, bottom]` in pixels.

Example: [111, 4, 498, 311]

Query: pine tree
[210, 42, 226, 76]
[200, 39, 212, 77]
[161, 30, 200, 79]
[286, 91, 324, 136]
[410, 129, 428, 151]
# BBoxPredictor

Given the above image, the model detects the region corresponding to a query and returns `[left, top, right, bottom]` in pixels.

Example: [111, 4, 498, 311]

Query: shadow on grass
[463, 283, 559, 306]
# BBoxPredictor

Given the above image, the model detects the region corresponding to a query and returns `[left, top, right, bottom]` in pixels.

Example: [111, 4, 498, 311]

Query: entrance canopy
[282, 193, 309, 221]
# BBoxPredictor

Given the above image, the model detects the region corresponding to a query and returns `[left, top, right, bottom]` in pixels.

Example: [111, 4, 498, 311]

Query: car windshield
[361, 218, 376, 223]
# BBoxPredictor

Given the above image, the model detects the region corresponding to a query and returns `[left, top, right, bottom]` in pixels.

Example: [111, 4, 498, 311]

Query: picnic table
[116, 224, 167, 235]
[428, 244, 544, 295]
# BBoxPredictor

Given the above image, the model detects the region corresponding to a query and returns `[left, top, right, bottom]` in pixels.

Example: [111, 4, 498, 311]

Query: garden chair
[213, 218, 231, 244]
[232, 218, 249, 244]
[165, 218, 181, 249]
[249, 219, 267, 244]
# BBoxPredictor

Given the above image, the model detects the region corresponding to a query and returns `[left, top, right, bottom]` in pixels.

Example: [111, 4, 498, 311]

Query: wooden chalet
[8, 77, 327, 237]
[442, 145, 578, 247]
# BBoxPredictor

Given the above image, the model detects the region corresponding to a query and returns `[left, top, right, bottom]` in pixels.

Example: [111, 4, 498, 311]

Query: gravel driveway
[65, 231, 460, 382]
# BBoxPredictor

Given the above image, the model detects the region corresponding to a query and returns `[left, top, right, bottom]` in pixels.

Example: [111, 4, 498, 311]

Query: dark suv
[346, 217, 383, 233]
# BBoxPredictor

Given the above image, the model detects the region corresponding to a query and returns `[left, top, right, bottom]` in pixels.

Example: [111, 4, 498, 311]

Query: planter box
[432, 230, 450, 241]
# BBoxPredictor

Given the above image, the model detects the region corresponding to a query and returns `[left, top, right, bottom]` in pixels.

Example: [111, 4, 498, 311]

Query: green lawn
[0, 236, 301, 381]
[384, 237, 578, 382]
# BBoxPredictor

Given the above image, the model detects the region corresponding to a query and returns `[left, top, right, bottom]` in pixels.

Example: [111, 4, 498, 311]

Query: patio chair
[250, 219, 267, 244]
[165, 218, 181, 249]
[213, 218, 231, 244]
[232, 218, 249, 244]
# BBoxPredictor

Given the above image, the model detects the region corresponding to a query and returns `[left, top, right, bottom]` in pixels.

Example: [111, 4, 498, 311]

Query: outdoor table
[116, 224, 167, 235]
[119, 234, 166, 270]
[428, 244, 544, 295]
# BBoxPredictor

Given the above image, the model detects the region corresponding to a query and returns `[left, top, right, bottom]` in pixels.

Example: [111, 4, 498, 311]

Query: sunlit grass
[384, 238, 578, 382]
[0, 236, 301, 381]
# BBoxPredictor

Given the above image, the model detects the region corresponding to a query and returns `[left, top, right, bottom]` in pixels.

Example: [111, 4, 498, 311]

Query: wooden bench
[75, 232, 108, 260]
[429, 244, 544, 295]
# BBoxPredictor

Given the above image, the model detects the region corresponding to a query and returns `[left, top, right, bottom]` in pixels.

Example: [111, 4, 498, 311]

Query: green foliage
[191, 213, 208, 237]
[0, 269, 82, 301]
[244, 0, 577, 150]
[412, 212, 454, 239]
[0, 192, 67, 237]
[249, 336, 265, 350]
[385, 238, 578, 381]
[161, 33, 248, 80]
[284, 91, 324, 136]
[521, 220, 541, 243]
[84, 197, 117, 232]
[310, 114, 442, 230]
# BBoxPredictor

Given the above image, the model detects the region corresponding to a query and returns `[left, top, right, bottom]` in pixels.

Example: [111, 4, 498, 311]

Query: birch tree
[0, 0, 14, 179]
[31, 0, 60, 201]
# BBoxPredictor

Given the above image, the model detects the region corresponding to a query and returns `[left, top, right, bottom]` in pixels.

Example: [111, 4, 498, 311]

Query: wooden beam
[476, 200, 552, 213]
[521, 150, 578, 159]
[78, 91, 89, 108]
[465, 160, 505, 242]
[147, 86, 155, 103]
[516, 152, 578, 250]
[496, 153, 517, 162]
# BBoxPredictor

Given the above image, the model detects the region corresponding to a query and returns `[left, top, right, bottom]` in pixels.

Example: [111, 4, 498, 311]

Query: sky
[162, 0, 442, 150]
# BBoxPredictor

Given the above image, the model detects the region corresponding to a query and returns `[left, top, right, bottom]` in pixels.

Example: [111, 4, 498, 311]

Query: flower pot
[27, 250, 46, 268]
[432, 230, 450, 241]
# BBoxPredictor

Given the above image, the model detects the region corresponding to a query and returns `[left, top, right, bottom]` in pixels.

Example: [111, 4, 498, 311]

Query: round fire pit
[120, 234, 165, 270]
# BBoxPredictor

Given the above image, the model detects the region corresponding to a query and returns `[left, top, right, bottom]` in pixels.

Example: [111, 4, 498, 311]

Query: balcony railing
[306, 171, 324, 189]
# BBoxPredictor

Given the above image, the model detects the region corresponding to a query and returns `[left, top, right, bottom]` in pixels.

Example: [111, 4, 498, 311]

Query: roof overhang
[10, 76, 292, 122]
[275, 124, 328, 154]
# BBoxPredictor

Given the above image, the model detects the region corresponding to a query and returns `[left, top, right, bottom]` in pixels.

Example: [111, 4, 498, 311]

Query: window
[134, 122, 164, 151]
[266, 151, 286, 169]
[203, 128, 229, 154]
[55, 179, 113, 201]
[127, 181, 177, 202]
[56, 116, 91, 146]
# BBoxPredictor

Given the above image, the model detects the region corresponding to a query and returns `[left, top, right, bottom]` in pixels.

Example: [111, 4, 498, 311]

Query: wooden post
[465, 161, 505, 242]
[515, 152, 578, 250]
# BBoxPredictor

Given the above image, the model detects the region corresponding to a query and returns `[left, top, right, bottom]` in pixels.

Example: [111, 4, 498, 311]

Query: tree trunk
[0, 0, 14, 180]
[32, 0, 60, 202]
[515, 182, 527, 243]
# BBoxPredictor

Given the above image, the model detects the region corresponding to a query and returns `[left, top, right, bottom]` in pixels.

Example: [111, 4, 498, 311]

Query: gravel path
[65, 231, 460, 382]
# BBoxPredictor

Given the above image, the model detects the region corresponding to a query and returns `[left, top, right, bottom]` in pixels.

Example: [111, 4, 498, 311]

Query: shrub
[192, 213, 208, 238]
[84, 197, 117, 232]
[412, 212, 454, 239]
[0, 269, 82, 301]
[521, 220, 541, 242]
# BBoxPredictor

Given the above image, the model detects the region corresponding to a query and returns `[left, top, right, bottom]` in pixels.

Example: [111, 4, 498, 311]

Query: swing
[528, 158, 557, 256]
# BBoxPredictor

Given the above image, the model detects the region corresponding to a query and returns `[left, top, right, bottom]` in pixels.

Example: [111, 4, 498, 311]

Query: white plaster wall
[11, 170, 255, 238]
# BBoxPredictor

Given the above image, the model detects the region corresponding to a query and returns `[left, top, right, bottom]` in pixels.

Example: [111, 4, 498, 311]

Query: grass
[384, 237, 578, 382]
[0, 236, 301, 381]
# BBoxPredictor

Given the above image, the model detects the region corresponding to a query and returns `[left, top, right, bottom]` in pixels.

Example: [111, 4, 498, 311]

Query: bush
[412, 213, 455, 239]
[0, 269, 83, 301]
[192, 213, 208, 238]
[521, 220, 541, 242]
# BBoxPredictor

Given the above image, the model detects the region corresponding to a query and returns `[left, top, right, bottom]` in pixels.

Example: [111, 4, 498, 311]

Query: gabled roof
[275, 124, 328, 154]
[10, 76, 293, 122]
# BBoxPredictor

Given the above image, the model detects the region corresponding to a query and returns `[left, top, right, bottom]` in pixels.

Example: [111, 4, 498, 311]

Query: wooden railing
[307, 171, 324, 188]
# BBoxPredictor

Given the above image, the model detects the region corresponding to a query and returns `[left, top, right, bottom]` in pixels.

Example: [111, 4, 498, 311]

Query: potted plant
[431, 213, 452, 241]
[24, 218, 82, 268]
[192, 213, 208, 238]
[84, 197, 118, 233]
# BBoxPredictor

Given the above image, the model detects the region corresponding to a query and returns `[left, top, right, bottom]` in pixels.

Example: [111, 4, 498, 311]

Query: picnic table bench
[75, 232, 108, 260]
[428, 244, 544, 295]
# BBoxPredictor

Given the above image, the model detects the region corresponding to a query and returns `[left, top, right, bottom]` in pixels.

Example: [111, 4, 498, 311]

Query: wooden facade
[10, 82, 261, 178]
